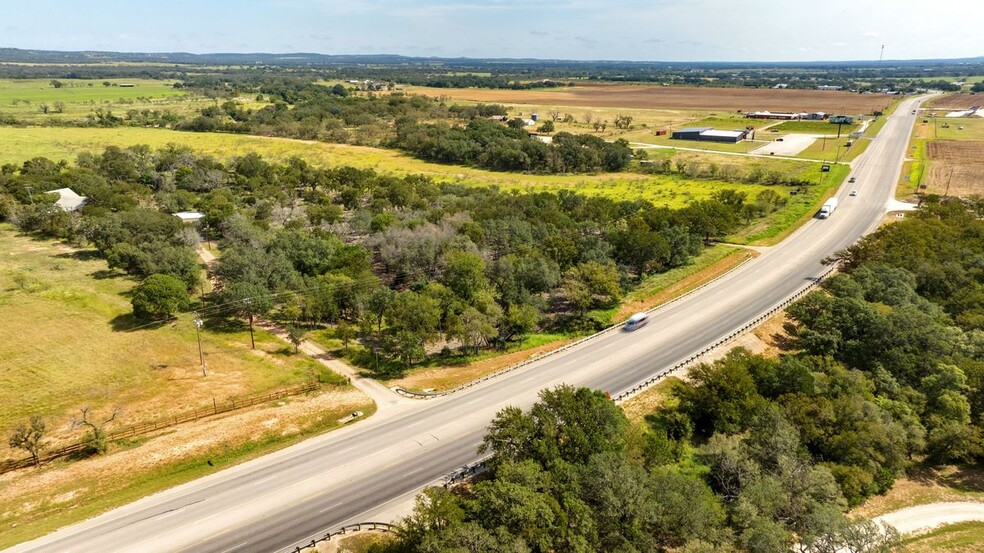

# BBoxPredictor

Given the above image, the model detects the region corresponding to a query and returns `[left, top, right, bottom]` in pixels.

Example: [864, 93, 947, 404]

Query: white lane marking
[319, 502, 341, 514]
[218, 541, 248, 553]
[252, 475, 278, 487]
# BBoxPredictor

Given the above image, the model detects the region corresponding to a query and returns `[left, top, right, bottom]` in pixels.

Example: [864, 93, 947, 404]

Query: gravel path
[874, 501, 984, 535]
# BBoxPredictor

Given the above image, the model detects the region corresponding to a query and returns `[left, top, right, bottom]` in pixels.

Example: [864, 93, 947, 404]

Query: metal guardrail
[289, 521, 398, 552]
[392, 254, 758, 400]
[611, 263, 838, 402]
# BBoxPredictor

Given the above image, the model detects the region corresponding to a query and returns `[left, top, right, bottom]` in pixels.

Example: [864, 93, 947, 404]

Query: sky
[1, 0, 982, 62]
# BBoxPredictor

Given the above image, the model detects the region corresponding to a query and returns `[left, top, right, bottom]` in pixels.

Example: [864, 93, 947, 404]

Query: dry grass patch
[392, 338, 574, 392]
[924, 140, 984, 196]
[0, 387, 372, 549]
[620, 376, 682, 425]
[614, 247, 756, 322]
[901, 521, 984, 552]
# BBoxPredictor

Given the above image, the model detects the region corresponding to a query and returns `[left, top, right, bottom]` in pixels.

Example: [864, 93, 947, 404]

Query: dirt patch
[0, 387, 368, 523]
[852, 465, 984, 519]
[925, 140, 984, 196]
[620, 377, 682, 424]
[411, 83, 892, 113]
[926, 93, 983, 110]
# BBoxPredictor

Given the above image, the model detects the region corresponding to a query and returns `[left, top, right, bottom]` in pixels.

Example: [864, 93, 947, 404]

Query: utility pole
[194, 317, 207, 377]
[244, 298, 255, 349]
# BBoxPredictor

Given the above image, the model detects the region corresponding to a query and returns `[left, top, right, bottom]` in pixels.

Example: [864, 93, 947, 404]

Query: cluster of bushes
[0, 146, 777, 372]
[376, 382, 901, 553]
[392, 117, 633, 173]
[639, 155, 815, 188]
[376, 198, 984, 552]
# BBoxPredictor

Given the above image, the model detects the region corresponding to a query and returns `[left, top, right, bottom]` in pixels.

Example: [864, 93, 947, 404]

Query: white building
[47, 188, 87, 212]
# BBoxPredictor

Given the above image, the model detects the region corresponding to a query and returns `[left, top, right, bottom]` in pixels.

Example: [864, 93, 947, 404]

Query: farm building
[805, 112, 827, 120]
[817, 85, 843, 91]
[672, 127, 748, 143]
[672, 127, 713, 140]
[829, 115, 855, 124]
[744, 111, 806, 120]
[47, 188, 87, 212]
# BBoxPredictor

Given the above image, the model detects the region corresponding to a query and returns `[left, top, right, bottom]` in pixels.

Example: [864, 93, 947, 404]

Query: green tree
[130, 274, 190, 320]
[8, 415, 47, 466]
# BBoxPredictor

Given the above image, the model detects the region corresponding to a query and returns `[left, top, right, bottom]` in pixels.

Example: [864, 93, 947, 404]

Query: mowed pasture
[0, 78, 192, 122]
[925, 140, 984, 196]
[405, 83, 895, 113]
[0, 225, 340, 458]
[0, 126, 824, 212]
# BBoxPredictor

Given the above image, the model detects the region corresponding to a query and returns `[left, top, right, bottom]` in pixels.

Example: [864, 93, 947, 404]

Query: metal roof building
[672, 127, 748, 143]
[47, 188, 87, 212]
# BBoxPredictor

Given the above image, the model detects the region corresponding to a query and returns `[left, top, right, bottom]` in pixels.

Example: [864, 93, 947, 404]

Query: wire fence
[0, 382, 320, 475]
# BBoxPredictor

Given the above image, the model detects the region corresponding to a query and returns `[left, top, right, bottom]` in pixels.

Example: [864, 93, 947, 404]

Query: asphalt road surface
[7, 96, 927, 553]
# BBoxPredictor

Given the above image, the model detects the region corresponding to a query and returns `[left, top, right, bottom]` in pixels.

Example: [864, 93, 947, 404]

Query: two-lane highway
[6, 95, 926, 553]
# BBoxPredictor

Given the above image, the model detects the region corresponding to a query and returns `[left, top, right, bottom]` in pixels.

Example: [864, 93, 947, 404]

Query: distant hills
[1, 47, 982, 69]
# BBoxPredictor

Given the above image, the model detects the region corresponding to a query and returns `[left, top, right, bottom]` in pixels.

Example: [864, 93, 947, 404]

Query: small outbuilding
[47, 188, 87, 212]
[173, 211, 206, 224]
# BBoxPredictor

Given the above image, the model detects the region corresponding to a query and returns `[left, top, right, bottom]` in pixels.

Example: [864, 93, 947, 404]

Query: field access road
[6, 96, 927, 553]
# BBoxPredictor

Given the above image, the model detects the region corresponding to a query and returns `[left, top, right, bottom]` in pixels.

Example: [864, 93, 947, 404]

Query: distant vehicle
[818, 197, 838, 218]
[624, 312, 649, 331]
[351, 411, 364, 418]
[845, 140, 853, 146]
[776, 138, 784, 142]
[848, 177, 856, 183]
[912, 110, 917, 114]
[850, 190, 858, 196]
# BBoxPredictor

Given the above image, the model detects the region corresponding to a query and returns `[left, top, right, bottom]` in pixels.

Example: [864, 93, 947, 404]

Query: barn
[672, 127, 748, 143]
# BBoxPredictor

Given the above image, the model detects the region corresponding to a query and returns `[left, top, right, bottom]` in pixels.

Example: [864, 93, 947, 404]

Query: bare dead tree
[72, 406, 122, 455]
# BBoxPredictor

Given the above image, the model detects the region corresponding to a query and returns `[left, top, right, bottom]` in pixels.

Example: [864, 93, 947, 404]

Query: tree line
[0, 145, 781, 376]
[391, 117, 634, 173]
[370, 197, 984, 552]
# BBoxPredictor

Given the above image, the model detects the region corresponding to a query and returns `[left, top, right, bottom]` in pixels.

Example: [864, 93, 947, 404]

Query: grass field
[0, 78, 195, 123]
[770, 120, 861, 135]
[932, 117, 984, 141]
[901, 521, 984, 552]
[0, 225, 340, 450]
[0, 126, 817, 209]
[795, 134, 871, 162]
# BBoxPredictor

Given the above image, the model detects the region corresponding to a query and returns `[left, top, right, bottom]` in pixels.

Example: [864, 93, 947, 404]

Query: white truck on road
[818, 197, 838, 219]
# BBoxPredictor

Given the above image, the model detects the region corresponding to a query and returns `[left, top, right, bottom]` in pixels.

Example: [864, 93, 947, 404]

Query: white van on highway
[624, 312, 649, 331]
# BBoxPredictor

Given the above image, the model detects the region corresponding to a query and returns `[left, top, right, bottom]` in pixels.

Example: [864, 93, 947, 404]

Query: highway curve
[5, 95, 927, 553]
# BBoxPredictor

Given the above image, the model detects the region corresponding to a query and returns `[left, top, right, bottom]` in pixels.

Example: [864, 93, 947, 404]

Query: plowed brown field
[926, 140, 984, 196]
[927, 93, 982, 109]
[411, 83, 894, 113]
